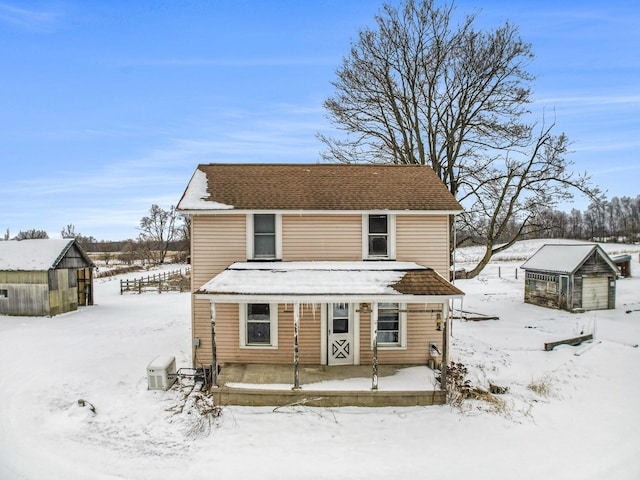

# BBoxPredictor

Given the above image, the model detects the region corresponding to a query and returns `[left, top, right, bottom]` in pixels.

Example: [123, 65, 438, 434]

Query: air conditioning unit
[147, 355, 176, 391]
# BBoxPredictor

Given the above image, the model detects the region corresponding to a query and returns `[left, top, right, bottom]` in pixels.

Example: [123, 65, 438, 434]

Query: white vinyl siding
[395, 215, 449, 278]
[282, 214, 361, 261]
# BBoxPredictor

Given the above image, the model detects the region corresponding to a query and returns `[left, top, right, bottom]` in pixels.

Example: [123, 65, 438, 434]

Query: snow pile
[0, 243, 639, 479]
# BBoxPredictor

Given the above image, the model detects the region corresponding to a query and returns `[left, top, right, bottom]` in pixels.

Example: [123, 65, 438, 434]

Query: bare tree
[457, 122, 594, 276]
[119, 240, 139, 266]
[15, 229, 49, 239]
[319, 0, 597, 276]
[138, 204, 179, 264]
[60, 224, 96, 249]
[61, 224, 76, 239]
[567, 208, 584, 239]
[174, 213, 191, 262]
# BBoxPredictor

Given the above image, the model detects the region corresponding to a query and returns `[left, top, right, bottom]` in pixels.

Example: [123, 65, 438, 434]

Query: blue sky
[1, 0, 638, 241]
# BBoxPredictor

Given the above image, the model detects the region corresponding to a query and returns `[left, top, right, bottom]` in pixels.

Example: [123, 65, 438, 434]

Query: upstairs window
[247, 214, 281, 260]
[363, 214, 395, 259]
[369, 214, 388, 256]
[254, 214, 276, 258]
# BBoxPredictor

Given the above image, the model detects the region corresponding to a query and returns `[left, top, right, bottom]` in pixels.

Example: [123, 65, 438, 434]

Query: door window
[332, 303, 349, 334]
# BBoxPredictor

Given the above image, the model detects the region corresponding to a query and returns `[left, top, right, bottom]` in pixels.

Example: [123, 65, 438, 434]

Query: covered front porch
[196, 261, 464, 406]
[211, 363, 446, 407]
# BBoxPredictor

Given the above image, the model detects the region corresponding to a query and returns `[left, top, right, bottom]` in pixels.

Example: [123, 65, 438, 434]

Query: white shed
[521, 244, 618, 312]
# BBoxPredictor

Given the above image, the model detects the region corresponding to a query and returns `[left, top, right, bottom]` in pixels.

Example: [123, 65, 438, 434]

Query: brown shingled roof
[392, 269, 464, 296]
[189, 163, 461, 211]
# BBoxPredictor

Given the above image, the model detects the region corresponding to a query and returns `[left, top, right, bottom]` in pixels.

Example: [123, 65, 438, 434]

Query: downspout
[210, 302, 217, 387]
[371, 302, 378, 391]
[293, 302, 300, 390]
[452, 213, 457, 284]
[441, 304, 448, 401]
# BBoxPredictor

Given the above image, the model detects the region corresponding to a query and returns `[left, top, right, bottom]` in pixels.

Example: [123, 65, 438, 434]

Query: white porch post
[371, 302, 378, 391]
[210, 302, 217, 387]
[293, 302, 300, 390]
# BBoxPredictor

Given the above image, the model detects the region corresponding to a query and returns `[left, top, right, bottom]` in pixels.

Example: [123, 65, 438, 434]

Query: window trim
[246, 214, 282, 260]
[362, 214, 396, 260]
[239, 302, 279, 349]
[371, 302, 407, 350]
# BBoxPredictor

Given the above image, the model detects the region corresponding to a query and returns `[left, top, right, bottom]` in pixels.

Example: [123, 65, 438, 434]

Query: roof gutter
[178, 208, 464, 216]
[194, 293, 464, 303]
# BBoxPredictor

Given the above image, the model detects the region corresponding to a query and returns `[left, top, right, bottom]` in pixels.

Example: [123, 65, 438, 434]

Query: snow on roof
[177, 163, 463, 212]
[177, 168, 234, 210]
[197, 261, 463, 298]
[0, 239, 75, 271]
[228, 261, 424, 271]
[520, 243, 605, 274]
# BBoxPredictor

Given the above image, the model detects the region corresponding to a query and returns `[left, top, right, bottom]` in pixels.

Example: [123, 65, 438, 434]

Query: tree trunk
[464, 245, 494, 279]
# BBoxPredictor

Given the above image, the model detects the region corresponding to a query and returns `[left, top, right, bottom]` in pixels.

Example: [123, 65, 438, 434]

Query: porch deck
[210, 364, 446, 407]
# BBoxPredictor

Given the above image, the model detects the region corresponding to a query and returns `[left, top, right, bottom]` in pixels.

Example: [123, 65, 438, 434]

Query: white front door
[328, 303, 354, 365]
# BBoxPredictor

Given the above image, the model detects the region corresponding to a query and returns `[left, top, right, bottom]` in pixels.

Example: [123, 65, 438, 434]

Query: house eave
[178, 208, 464, 216]
[194, 293, 463, 303]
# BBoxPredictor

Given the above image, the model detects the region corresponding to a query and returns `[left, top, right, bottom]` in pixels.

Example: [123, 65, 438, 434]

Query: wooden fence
[120, 267, 191, 294]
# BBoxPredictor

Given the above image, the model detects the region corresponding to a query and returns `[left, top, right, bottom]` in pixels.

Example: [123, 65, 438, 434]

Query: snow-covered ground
[1, 243, 639, 480]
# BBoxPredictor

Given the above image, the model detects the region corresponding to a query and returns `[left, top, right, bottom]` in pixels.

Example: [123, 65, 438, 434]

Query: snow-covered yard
[1, 242, 639, 479]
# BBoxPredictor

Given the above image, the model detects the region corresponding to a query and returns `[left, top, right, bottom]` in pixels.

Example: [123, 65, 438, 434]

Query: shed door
[559, 276, 569, 309]
[582, 277, 608, 310]
[77, 268, 93, 306]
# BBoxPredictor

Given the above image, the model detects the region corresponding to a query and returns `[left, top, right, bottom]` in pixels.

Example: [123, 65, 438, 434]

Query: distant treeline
[533, 195, 640, 242]
[457, 194, 640, 247]
[81, 240, 186, 253]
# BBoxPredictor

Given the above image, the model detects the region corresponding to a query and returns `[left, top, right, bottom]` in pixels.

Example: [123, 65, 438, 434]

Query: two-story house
[177, 163, 464, 406]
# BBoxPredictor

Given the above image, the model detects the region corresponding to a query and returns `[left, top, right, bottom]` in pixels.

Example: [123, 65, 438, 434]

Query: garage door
[582, 277, 609, 310]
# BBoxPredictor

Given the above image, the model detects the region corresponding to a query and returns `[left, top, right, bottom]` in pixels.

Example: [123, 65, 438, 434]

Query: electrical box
[147, 355, 176, 391]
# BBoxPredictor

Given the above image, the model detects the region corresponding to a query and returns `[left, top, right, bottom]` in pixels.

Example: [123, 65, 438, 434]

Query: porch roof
[195, 261, 464, 302]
